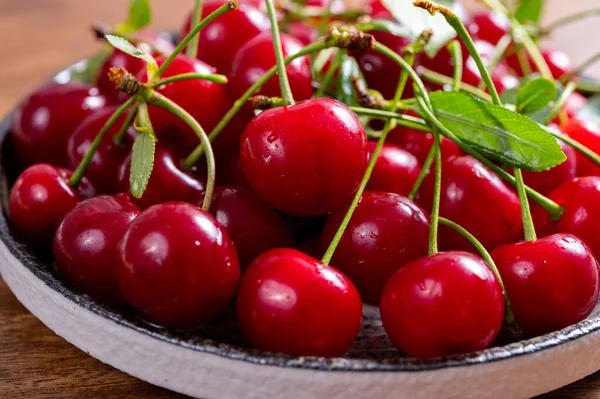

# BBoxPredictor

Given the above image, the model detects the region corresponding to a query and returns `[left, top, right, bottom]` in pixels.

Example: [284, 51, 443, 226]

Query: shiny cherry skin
[380, 251, 504, 358]
[118, 202, 240, 328]
[236, 248, 362, 357]
[11, 82, 108, 167]
[9, 164, 94, 245]
[417, 155, 522, 251]
[117, 144, 205, 209]
[229, 32, 313, 102]
[468, 11, 510, 45]
[387, 125, 462, 165]
[53, 194, 140, 305]
[287, 21, 318, 45]
[533, 177, 600, 259]
[522, 139, 577, 195]
[366, 142, 421, 196]
[209, 186, 293, 267]
[181, 1, 270, 74]
[492, 234, 599, 337]
[322, 191, 429, 302]
[563, 118, 600, 176]
[240, 98, 368, 216]
[67, 106, 135, 194]
[508, 48, 572, 79]
[562, 92, 587, 120]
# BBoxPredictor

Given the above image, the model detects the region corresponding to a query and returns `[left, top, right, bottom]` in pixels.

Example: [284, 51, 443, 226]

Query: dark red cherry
[380, 251, 504, 358]
[236, 248, 362, 357]
[67, 106, 135, 194]
[522, 138, 577, 195]
[417, 155, 522, 251]
[366, 142, 421, 196]
[215, 144, 251, 188]
[563, 118, 600, 177]
[117, 144, 205, 209]
[229, 32, 313, 102]
[287, 21, 318, 45]
[492, 234, 599, 337]
[240, 98, 368, 216]
[118, 202, 240, 328]
[53, 194, 140, 304]
[181, 1, 270, 74]
[322, 191, 429, 302]
[387, 124, 462, 164]
[9, 164, 94, 245]
[11, 82, 108, 168]
[468, 11, 510, 45]
[209, 186, 293, 267]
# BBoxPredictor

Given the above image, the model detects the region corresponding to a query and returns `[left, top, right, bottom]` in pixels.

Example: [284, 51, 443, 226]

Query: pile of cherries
[7, 0, 600, 360]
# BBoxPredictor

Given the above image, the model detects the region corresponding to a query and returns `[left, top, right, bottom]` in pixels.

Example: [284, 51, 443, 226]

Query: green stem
[448, 40, 463, 92]
[157, 1, 236, 77]
[265, 0, 295, 105]
[315, 49, 345, 98]
[183, 41, 329, 168]
[561, 51, 600, 83]
[516, 46, 533, 75]
[408, 145, 435, 201]
[419, 68, 493, 102]
[543, 81, 577, 125]
[187, 0, 204, 58]
[154, 72, 228, 88]
[514, 168, 537, 241]
[514, 23, 553, 79]
[547, 126, 600, 170]
[350, 107, 430, 131]
[113, 102, 138, 145]
[542, 9, 600, 34]
[487, 33, 513, 75]
[69, 97, 136, 187]
[428, 131, 442, 255]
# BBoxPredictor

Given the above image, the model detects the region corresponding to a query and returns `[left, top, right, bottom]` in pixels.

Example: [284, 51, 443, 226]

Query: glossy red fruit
[492, 234, 599, 337]
[561, 92, 587, 120]
[322, 191, 429, 302]
[215, 144, 251, 188]
[209, 187, 293, 267]
[9, 164, 94, 244]
[387, 125, 462, 165]
[522, 139, 577, 195]
[380, 251, 504, 358]
[287, 21, 318, 45]
[11, 82, 108, 167]
[117, 144, 205, 209]
[67, 106, 136, 194]
[417, 155, 522, 251]
[366, 142, 421, 196]
[236, 248, 362, 357]
[563, 118, 600, 177]
[461, 41, 518, 93]
[469, 11, 510, 45]
[229, 32, 313, 102]
[543, 49, 573, 80]
[181, 1, 270, 74]
[240, 98, 368, 216]
[53, 194, 140, 304]
[118, 202, 240, 328]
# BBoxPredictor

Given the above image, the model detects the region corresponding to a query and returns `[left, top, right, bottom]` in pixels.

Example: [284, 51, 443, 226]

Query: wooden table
[1, 1, 600, 397]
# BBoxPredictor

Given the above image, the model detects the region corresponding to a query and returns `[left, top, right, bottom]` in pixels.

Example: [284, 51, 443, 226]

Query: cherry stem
[542, 8, 600, 34]
[428, 130, 442, 255]
[157, 1, 237, 78]
[439, 217, 519, 330]
[515, 168, 537, 241]
[112, 102, 138, 145]
[187, 0, 204, 59]
[265, 0, 295, 105]
[315, 49, 345, 98]
[447, 40, 463, 92]
[350, 107, 429, 130]
[487, 33, 512, 76]
[543, 81, 577, 125]
[154, 72, 228, 88]
[516, 46, 534, 76]
[547, 126, 600, 170]
[419, 68, 493, 102]
[182, 41, 329, 169]
[69, 96, 136, 187]
[513, 23, 553, 79]
[408, 145, 435, 201]
[561, 51, 600, 83]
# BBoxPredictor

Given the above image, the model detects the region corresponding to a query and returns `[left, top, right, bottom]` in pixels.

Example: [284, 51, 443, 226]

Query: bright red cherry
[67, 106, 135, 194]
[366, 142, 421, 196]
[522, 139, 577, 195]
[9, 164, 94, 245]
[469, 11, 510, 45]
[209, 186, 293, 267]
[240, 98, 368, 216]
[543, 49, 573, 80]
[236, 248, 362, 357]
[380, 251, 504, 358]
[118, 202, 240, 328]
[287, 21, 318, 45]
[229, 32, 313, 102]
[492, 234, 599, 337]
[417, 155, 522, 251]
[11, 82, 108, 168]
[53, 194, 140, 305]
[322, 191, 429, 302]
[563, 118, 600, 177]
[181, 1, 270, 75]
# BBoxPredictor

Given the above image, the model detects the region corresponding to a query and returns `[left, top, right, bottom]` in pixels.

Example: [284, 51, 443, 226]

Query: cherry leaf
[130, 104, 156, 199]
[116, 0, 152, 35]
[516, 78, 557, 114]
[335, 54, 364, 106]
[105, 35, 159, 82]
[515, 0, 544, 24]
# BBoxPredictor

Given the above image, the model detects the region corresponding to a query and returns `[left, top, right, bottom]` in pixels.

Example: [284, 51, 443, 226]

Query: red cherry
[118, 202, 240, 328]
[460, 41, 517, 93]
[236, 248, 362, 357]
[215, 144, 251, 189]
[380, 251, 504, 358]
[67, 106, 135, 194]
[209, 186, 293, 267]
[387, 125, 462, 165]
[322, 191, 430, 302]
[9, 164, 94, 245]
[492, 234, 599, 337]
[366, 142, 421, 196]
[11, 82, 108, 167]
[229, 32, 313, 102]
[562, 92, 587, 120]
[240, 98, 368, 216]
[53, 194, 140, 304]
[543, 49, 572, 80]
[468, 11, 510, 45]
[181, 1, 270, 74]
[522, 138, 577, 195]
[417, 155, 522, 251]
[563, 118, 600, 177]
[286, 21, 318, 45]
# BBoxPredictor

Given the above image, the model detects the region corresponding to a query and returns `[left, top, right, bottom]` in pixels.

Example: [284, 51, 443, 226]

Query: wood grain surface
[1, 1, 600, 398]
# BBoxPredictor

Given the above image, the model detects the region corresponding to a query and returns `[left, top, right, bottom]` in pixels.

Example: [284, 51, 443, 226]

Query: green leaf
[335, 54, 364, 106]
[105, 35, 159, 82]
[425, 91, 566, 171]
[130, 132, 156, 198]
[516, 78, 557, 114]
[355, 19, 412, 38]
[116, 0, 152, 35]
[515, 0, 544, 24]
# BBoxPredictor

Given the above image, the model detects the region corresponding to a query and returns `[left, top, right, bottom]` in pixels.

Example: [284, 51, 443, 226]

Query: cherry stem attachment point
[187, 0, 204, 59]
[265, 0, 295, 105]
[154, 72, 228, 88]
